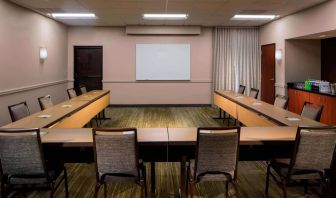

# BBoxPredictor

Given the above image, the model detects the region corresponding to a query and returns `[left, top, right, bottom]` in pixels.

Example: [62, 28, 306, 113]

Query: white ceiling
[10, 0, 328, 26]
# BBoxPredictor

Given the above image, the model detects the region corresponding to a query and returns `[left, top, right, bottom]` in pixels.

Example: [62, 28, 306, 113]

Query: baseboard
[108, 104, 211, 107]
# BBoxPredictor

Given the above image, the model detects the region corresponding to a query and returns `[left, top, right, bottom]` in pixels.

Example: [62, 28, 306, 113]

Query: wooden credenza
[288, 88, 336, 125]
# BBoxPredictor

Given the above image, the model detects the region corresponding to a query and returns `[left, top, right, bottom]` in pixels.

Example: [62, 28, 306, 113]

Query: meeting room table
[1, 90, 110, 129]
[40, 126, 299, 198]
[1, 89, 332, 197]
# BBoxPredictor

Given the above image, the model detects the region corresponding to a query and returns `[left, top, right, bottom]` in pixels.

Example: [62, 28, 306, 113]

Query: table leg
[180, 155, 187, 198]
[100, 109, 111, 120]
[213, 108, 224, 119]
[331, 167, 336, 197]
[150, 161, 156, 197]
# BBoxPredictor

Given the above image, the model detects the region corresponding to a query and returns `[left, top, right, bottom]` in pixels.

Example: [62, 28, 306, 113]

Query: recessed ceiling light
[319, 35, 327, 38]
[51, 13, 96, 19]
[231, 14, 277, 20]
[143, 14, 188, 20]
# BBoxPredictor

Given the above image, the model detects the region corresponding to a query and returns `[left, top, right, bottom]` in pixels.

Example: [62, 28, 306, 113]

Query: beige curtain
[213, 27, 260, 95]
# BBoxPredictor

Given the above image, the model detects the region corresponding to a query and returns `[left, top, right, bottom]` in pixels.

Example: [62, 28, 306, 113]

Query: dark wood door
[74, 46, 103, 92]
[321, 37, 336, 83]
[261, 44, 276, 104]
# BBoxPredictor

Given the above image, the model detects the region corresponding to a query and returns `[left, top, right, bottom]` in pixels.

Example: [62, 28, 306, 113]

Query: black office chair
[8, 101, 30, 122]
[249, 88, 259, 99]
[301, 101, 323, 121]
[238, 85, 246, 94]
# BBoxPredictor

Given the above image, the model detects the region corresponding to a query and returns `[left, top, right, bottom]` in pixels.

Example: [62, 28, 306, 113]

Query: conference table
[1, 89, 331, 197]
[2, 90, 110, 128]
[214, 90, 325, 127]
[40, 126, 298, 197]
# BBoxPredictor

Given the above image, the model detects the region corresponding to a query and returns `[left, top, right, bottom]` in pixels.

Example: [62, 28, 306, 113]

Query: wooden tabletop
[168, 127, 297, 145]
[2, 90, 110, 129]
[215, 90, 325, 127]
[41, 127, 297, 147]
[41, 128, 168, 146]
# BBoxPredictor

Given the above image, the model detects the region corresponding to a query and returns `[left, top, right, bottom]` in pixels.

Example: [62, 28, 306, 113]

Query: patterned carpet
[7, 107, 320, 197]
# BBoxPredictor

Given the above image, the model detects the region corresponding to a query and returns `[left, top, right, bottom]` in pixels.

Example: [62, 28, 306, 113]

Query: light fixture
[39, 47, 48, 62]
[319, 35, 327, 38]
[51, 13, 96, 19]
[143, 14, 188, 20]
[275, 49, 282, 62]
[231, 15, 278, 20]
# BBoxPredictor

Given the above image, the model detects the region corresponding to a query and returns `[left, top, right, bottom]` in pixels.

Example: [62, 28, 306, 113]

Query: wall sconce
[275, 49, 282, 63]
[39, 47, 48, 62]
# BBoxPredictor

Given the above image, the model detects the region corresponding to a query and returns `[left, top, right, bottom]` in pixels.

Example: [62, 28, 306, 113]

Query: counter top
[287, 83, 336, 97]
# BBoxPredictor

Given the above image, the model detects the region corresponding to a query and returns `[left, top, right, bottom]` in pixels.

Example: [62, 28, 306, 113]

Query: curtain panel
[213, 27, 260, 96]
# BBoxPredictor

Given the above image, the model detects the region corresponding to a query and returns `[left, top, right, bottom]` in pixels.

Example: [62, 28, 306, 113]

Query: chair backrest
[289, 127, 336, 175]
[79, 85, 87, 94]
[8, 101, 30, 122]
[274, 95, 289, 109]
[67, 88, 77, 99]
[93, 128, 139, 182]
[194, 127, 240, 181]
[301, 101, 323, 121]
[0, 128, 47, 178]
[38, 95, 53, 110]
[249, 88, 259, 99]
[238, 85, 246, 94]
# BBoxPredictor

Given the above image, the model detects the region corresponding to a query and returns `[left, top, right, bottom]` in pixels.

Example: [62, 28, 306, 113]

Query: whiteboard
[136, 44, 190, 80]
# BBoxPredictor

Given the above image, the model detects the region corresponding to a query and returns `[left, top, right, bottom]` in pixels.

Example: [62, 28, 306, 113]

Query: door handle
[270, 78, 275, 81]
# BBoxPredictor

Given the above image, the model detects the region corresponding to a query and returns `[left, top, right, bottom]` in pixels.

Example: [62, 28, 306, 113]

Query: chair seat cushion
[272, 158, 323, 180]
[189, 159, 233, 182]
[8, 170, 57, 185]
[99, 171, 138, 183]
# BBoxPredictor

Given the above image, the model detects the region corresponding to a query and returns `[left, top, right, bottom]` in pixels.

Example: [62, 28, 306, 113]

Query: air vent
[126, 26, 201, 35]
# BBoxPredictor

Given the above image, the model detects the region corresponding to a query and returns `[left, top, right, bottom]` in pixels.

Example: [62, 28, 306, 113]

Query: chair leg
[185, 168, 189, 197]
[303, 179, 309, 194]
[225, 181, 229, 198]
[265, 165, 271, 196]
[189, 181, 194, 198]
[232, 180, 240, 198]
[93, 183, 102, 198]
[140, 181, 146, 198]
[142, 166, 147, 198]
[63, 168, 69, 198]
[1, 181, 7, 198]
[49, 183, 55, 198]
[281, 180, 288, 198]
[103, 183, 107, 198]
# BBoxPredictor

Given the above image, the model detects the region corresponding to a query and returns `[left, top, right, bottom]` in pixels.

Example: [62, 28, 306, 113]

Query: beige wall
[260, 0, 336, 95]
[68, 27, 213, 104]
[285, 39, 321, 83]
[0, 1, 68, 125]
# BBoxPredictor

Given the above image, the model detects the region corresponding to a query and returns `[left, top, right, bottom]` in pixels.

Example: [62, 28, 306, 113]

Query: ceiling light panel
[143, 14, 188, 20]
[231, 14, 277, 20]
[51, 13, 96, 19]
